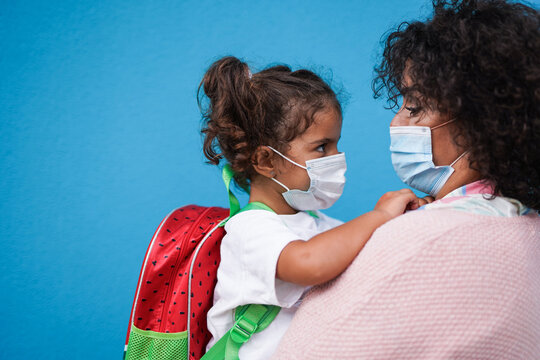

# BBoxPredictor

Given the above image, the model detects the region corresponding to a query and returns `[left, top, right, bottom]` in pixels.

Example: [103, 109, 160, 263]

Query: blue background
[4, 0, 526, 358]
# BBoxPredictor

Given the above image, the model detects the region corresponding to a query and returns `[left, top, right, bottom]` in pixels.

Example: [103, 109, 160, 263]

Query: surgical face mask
[267, 146, 347, 211]
[389, 120, 467, 197]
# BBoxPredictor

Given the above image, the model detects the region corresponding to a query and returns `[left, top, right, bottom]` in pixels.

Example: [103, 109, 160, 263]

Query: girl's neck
[249, 177, 298, 215]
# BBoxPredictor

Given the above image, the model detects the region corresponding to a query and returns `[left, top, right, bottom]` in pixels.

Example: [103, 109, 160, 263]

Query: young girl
[199, 56, 423, 359]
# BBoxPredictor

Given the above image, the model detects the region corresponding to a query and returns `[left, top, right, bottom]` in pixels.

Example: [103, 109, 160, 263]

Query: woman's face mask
[389, 119, 467, 197]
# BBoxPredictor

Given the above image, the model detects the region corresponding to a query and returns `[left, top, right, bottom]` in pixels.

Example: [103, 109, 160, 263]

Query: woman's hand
[373, 189, 423, 220]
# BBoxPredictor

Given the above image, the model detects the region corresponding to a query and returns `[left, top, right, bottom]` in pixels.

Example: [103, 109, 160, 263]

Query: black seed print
[166, 229, 171, 233]
[178, 273, 182, 277]
[164, 255, 168, 259]
[169, 311, 171, 314]
[184, 232, 187, 235]
[198, 226, 204, 230]
[159, 243, 164, 247]
[190, 292, 194, 297]
[146, 328, 150, 330]
[142, 299, 147, 302]
[198, 302, 202, 307]
[199, 281, 202, 286]
[166, 331, 170, 333]
[207, 271, 210, 277]
[214, 260, 217, 265]
[171, 265, 175, 268]
[191, 334, 194, 339]
[208, 251, 211, 256]
[171, 238, 176, 242]
[138, 317, 142, 321]
[181, 291, 185, 294]
[191, 240, 196, 243]
[146, 281, 151, 284]
[185, 217, 190, 220]
[201, 232, 206, 235]
[197, 339, 199, 344]
[192, 313, 195, 318]
[160, 300, 165, 303]
[173, 217, 178, 221]
[180, 312, 185, 315]
[191, 274, 193, 279]
[153, 290, 158, 293]
[149, 309, 154, 312]
[157, 319, 161, 322]
[165, 282, 169, 286]
[198, 262, 201, 267]
[176, 247, 180, 250]
[172, 322, 175, 325]
[192, 352, 195, 357]
[173, 302, 176, 305]
[152, 261, 156, 266]
[158, 273, 163, 277]
[206, 290, 209, 295]
[184, 272, 187, 275]
[184, 255, 189, 260]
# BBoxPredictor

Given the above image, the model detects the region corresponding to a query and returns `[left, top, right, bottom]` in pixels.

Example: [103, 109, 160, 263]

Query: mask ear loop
[450, 151, 469, 167]
[266, 146, 307, 170]
[270, 177, 290, 191]
[431, 118, 457, 130]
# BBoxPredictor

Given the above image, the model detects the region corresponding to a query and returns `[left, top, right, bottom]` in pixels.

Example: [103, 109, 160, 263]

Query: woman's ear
[251, 146, 276, 178]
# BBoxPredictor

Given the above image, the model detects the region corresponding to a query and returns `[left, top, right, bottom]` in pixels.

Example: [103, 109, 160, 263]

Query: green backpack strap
[202, 166, 280, 360]
[219, 165, 276, 226]
[201, 304, 280, 360]
[220, 164, 241, 225]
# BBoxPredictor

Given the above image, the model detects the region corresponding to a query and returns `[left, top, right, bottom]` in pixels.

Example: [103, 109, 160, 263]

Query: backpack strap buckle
[230, 316, 258, 344]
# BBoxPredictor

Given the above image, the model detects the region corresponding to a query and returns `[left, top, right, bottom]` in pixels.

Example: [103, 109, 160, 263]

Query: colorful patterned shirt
[421, 179, 537, 217]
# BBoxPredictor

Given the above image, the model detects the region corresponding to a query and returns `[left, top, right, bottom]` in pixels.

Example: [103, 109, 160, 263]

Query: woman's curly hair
[373, 0, 540, 209]
[198, 56, 341, 190]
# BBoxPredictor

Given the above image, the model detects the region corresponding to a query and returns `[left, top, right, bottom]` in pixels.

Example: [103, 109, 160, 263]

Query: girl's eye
[405, 105, 422, 116]
[316, 144, 326, 152]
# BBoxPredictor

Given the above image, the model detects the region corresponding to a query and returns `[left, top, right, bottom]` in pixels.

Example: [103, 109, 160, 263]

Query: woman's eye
[405, 106, 422, 116]
[316, 144, 326, 152]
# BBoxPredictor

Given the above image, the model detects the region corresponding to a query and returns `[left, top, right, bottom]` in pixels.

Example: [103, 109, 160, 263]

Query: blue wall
[0, 0, 470, 358]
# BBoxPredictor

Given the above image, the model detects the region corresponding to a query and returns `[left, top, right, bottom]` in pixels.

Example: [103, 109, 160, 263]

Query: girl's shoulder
[223, 209, 296, 242]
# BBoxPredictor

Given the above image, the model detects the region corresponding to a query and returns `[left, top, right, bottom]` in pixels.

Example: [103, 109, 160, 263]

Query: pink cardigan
[272, 209, 540, 359]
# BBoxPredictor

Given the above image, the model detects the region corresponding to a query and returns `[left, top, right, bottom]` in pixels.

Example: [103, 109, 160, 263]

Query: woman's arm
[276, 189, 422, 286]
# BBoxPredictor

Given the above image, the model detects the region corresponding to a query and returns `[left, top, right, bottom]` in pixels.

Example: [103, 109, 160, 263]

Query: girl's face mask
[267, 146, 347, 211]
[389, 119, 467, 197]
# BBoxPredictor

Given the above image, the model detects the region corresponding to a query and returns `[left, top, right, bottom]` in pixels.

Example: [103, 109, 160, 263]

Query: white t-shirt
[206, 209, 343, 360]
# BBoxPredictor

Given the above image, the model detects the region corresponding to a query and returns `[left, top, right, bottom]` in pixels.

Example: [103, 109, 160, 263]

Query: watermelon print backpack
[124, 165, 280, 360]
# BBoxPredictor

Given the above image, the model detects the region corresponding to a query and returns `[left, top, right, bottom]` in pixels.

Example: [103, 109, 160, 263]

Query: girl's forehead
[303, 107, 342, 139]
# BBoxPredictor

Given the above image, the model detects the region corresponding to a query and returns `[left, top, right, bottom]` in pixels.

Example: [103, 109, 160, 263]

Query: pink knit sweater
[272, 209, 540, 359]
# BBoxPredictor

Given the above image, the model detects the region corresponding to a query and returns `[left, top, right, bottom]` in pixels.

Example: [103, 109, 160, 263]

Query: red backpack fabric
[124, 205, 229, 360]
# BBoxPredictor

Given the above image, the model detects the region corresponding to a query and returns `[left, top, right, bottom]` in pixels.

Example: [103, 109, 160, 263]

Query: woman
[272, 0, 539, 358]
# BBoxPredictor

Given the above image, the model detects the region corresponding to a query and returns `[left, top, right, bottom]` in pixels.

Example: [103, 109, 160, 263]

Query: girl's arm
[276, 189, 422, 286]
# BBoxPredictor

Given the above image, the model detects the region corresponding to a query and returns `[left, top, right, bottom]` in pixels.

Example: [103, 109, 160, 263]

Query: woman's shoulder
[346, 209, 539, 283]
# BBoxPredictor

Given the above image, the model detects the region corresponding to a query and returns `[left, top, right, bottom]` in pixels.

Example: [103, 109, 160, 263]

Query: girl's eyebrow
[309, 136, 340, 144]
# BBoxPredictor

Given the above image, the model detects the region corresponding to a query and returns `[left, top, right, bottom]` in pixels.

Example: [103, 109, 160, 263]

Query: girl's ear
[251, 146, 276, 178]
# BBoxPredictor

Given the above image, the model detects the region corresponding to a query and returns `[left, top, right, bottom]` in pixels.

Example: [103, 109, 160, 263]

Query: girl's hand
[373, 189, 421, 220]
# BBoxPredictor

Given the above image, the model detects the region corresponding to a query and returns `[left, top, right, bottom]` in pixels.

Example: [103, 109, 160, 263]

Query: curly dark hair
[373, 0, 540, 209]
[198, 56, 342, 190]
